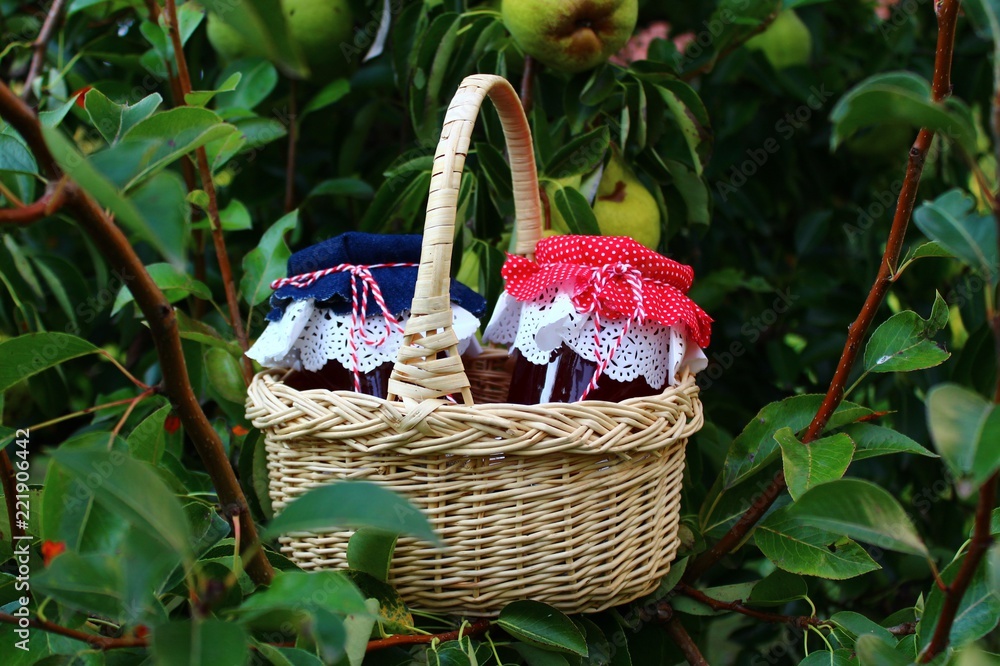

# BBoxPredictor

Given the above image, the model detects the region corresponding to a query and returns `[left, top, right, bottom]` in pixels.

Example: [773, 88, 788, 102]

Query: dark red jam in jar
[246, 232, 486, 398]
[483, 235, 712, 405]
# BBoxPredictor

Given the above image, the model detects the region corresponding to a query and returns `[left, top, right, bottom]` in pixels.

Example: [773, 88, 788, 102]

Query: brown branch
[681, 9, 779, 82]
[658, 609, 708, 666]
[519, 55, 535, 116]
[284, 79, 298, 213]
[0, 183, 66, 226]
[22, 0, 69, 104]
[675, 582, 826, 629]
[162, 0, 252, 382]
[0, 611, 148, 650]
[0, 81, 274, 587]
[366, 619, 491, 653]
[918, 473, 998, 661]
[682, 0, 963, 585]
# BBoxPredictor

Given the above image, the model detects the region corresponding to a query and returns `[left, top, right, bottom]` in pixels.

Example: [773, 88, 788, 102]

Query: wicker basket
[246, 74, 703, 616]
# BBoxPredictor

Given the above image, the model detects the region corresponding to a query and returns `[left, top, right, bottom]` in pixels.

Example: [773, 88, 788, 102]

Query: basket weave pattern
[246, 74, 703, 615]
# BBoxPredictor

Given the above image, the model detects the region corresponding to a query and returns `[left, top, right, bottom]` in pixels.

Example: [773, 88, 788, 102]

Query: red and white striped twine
[272, 263, 417, 391]
[574, 263, 646, 400]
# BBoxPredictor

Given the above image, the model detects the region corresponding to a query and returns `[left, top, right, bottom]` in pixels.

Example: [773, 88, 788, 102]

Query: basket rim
[247, 368, 702, 457]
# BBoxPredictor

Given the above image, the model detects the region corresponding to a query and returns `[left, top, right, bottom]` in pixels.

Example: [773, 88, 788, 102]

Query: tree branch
[162, 0, 253, 383]
[22, 0, 70, 104]
[681, 10, 779, 82]
[0, 81, 274, 587]
[682, 0, 963, 585]
[0, 611, 148, 650]
[0, 182, 67, 226]
[918, 473, 998, 661]
[365, 619, 492, 653]
[658, 610, 708, 666]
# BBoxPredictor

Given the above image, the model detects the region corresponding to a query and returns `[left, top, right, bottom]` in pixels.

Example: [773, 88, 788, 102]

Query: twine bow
[271, 262, 416, 391]
[571, 262, 646, 399]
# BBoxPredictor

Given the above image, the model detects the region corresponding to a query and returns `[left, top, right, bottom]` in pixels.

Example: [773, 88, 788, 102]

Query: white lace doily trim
[482, 287, 707, 388]
[247, 300, 482, 372]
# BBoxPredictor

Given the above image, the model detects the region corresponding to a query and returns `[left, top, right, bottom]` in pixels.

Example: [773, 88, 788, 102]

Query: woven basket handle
[387, 74, 542, 405]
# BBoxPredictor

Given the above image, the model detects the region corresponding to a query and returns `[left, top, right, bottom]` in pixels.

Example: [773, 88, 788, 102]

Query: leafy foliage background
[0, 0, 998, 664]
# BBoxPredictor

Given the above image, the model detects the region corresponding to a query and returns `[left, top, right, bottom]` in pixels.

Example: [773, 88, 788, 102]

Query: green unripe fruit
[592, 154, 661, 250]
[745, 9, 811, 70]
[501, 0, 638, 74]
[205, 0, 354, 81]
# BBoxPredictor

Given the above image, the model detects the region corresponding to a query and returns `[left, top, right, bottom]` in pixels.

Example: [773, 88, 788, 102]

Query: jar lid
[501, 235, 712, 348]
[266, 232, 486, 323]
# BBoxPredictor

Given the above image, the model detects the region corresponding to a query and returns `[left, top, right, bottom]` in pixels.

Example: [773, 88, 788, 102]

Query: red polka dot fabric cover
[502, 236, 712, 348]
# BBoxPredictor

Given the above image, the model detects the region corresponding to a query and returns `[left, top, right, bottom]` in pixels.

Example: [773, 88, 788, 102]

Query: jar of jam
[483, 235, 711, 404]
[247, 232, 485, 398]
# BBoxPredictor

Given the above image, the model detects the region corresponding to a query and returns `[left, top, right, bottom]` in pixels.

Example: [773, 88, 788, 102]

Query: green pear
[592, 154, 661, 250]
[501, 0, 638, 73]
[745, 10, 811, 70]
[206, 0, 354, 81]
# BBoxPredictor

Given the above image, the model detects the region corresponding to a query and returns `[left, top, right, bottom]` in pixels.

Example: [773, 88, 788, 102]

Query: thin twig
[0, 80, 274, 587]
[680, 9, 779, 82]
[22, 0, 70, 104]
[519, 55, 535, 116]
[0, 184, 66, 225]
[918, 473, 998, 661]
[284, 78, 298, 213]
[682, 0, 963, 584]
[675, 583, 827, 628]
[0, 611, 148, 650]
[366, 619, 492, 652]
[162, 0, 253, 382]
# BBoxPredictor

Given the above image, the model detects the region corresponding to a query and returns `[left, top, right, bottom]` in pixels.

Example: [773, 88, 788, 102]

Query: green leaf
[152, 619, 249, 666]
[41, 127, 185, 265]
[347, 529, 398, 583]
[49, 447, 193, 556]
[0, 332, 98, 392]
[220, 199, 252, 230]
[185, 73, 242, 107]
[343, 570, 415, 635]
[798, 650, 855, 666]
[262, 481, 437, 543]
[234, 570, 370, 622]
[554, 187, 601, 236]
[127, 170, 190, 265]
[756, 507, 881, 579]
[926, 383, 1000, 496]
[830, 72, 978, 154]
[307, 178, 375, 200]
[776, 427, 855, 501]
[112, 263, 210, 315]
[497, 600, 588, 657]
[897, 241, 955, 276]
[543, 126, 610, 179]
[112, 107, 239, 190]
[0, 134, 38, 175]
[864, 293, 950, 373]
[723, 395, 872, 489]
[784, 479, 929, 557]
[240, 210, 298, 306]
[913, 189, 999, 283]
[200, 0, 308, 77]
[855, 634, 907, 665]
[831, 611, 896, 649]
[204, 348, 247, 404]
[747, 569, 808, 607]
[301, 78, 351, 120]
[32, 551, 125, 618]
[127, 403, 172, 464]
[839, 423, 937, 460]
[216, 58, 279, 110]
[513, 644, 572, 666]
